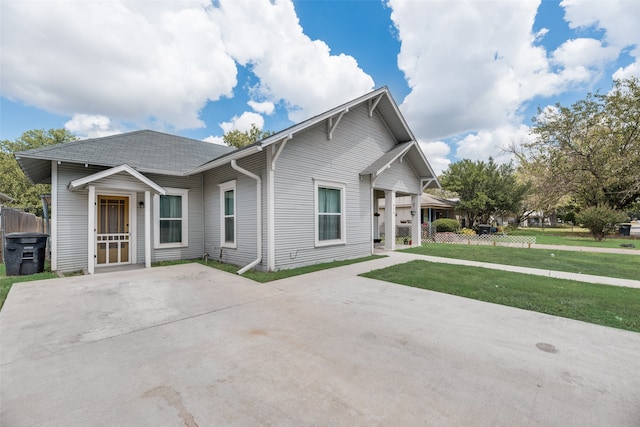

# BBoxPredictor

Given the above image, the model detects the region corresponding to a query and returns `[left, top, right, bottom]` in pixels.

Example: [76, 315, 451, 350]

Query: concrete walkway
[421, 241, 640, 255]
[531, 243, 639, 255]
[382, 250, 640, 289]
[2, 256, 640, 426]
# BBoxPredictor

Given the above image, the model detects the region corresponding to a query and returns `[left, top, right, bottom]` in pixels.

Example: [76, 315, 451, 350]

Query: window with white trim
[219, 180, 236, 248]
[154, 188, 189, 248]
[314, 179, 346, 246]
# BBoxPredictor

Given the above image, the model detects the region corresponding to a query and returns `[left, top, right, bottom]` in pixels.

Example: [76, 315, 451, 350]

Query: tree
[223, 124, 274, 148]
[575, 205, 627, 241]
[523, 77, 640, 211]
[439, 158, 531, 227]
[0, 129, 77, 215]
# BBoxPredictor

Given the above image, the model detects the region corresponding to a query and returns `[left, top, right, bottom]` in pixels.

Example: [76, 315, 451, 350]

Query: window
[315, 179, 346, 246]
[154, 188, 189, 248]
[219, 180, 236, 248]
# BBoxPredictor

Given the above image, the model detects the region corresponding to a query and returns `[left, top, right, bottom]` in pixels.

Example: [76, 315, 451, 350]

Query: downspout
[230, 160, 262, 275]
[201, 173, 206, 259]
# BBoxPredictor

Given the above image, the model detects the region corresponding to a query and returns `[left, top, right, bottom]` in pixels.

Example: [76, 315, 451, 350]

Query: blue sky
[1, 0, 638, 174]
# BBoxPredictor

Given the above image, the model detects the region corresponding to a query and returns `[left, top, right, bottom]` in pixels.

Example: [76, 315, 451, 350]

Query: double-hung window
[315, 179, 346, 246]
[154, 188, 189, 248]
[219, 180, 236, 248]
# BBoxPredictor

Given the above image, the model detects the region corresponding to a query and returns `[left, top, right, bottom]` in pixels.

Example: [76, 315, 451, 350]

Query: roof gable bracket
[271, 134, 292, 171]
[368, 94, 383, 118]
[327, 108, 349, 140]
[422, 178, 436, 191]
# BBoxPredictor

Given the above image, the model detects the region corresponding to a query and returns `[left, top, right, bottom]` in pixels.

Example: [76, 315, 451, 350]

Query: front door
[96, 195, 130, 266]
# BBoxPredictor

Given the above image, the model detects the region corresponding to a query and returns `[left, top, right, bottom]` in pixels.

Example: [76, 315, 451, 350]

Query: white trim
[68, 164, 166, 195]
[145, 191, 151, 268]
[230, 161, 262, 275]
[188, 146, 263, 175]
[93, 191, 135, 270]
[384, 190, 396, 250]
[314, 179, 347, 247]
[87, 185, 95, 274]
[51, 160, 58, 271]
[219, 180, 237, 249]
[153, 187, 189, 249]
[267, 147, 276, 271]
[411, 194, 421, 247]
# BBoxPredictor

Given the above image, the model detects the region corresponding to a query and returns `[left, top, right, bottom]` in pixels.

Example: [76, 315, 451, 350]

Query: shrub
[460, 228, 476, 235]
[433, 218, 461, 232]
[576, 205, 628, 241]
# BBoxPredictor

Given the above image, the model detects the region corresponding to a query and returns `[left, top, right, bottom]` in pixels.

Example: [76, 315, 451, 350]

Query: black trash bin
[478, 225, 491, 235]
[4, 232, 48, 276]
[619, 224, 632, 236]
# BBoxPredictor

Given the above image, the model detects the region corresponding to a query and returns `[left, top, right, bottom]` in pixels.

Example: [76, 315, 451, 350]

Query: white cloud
[419, 141, 451, 176]
[0, 0, 374, 132]
[219, 111, 265, 134]
[613, 62, 639, 81]
[209, 0, 375, 122]
[203, 135, 227, 146]
[552, 38, 618, 70]
[248, 100, 275, 115]
[454, 125, 532, 164]
[1, 0, 237, 130]
[561, 0, 640, 79]
[386, 0, 638, 145]
[388, 0, 570, 141]
[64, 114, 119, 138]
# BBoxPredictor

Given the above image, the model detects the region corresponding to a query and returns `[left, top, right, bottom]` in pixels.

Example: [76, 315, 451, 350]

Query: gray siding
[203, 152, 268, 270]
[373, 157, 421, 194]
[56, 164, 94, 272]
[54, 164, 204, 272]
[272, 104, 400, 270]
[143, 173, 205, 263]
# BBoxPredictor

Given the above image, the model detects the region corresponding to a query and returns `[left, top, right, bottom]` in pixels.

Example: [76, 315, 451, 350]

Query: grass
[0, 262, 57, 310]
[360, 260, 640, 332]
[510, 227, 639, 249]
[401, 244, 640, 281]
[154, 254, 386, 283]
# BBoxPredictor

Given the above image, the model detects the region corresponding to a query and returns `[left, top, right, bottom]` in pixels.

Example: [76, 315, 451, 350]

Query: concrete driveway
[2, 259, 639, 426]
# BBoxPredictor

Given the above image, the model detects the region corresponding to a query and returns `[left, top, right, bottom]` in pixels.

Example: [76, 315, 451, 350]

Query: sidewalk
[532, 243, 640, 255]
[364, 250, 640, 289]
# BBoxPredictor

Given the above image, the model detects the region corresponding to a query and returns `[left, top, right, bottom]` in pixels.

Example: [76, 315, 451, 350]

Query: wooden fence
[0, 207, 50, 263]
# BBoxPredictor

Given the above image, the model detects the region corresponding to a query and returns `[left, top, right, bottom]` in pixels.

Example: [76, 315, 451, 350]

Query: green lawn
[401, 244, 640, 280]
[510, 227, 638, 249]
[360, 260, 640, 332]
[0, 262, 57, 310]
[154, 255, 386, 283]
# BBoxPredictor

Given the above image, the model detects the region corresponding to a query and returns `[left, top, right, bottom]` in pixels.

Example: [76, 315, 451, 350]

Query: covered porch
[67, 164, 165, 274]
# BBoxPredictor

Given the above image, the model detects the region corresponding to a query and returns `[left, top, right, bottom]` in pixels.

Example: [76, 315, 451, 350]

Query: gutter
[230, 160, 262, 275]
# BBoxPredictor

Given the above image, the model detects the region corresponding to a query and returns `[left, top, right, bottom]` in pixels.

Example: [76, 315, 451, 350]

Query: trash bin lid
[5, 232, 49, 238]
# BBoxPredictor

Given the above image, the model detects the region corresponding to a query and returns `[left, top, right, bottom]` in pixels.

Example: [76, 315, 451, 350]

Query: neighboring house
[16, 87, 439, 274]
[378, 193, 459, 227]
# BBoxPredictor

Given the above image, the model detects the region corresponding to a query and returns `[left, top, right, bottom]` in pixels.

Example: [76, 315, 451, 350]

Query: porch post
[88, 185, 95, 275]
[411, 194, 421, 247]
[144, 190, 151, 269]
[384, 190, 395, 250]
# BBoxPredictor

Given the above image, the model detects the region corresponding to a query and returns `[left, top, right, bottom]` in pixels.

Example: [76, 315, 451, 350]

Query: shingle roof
[16, 130, 235, 183]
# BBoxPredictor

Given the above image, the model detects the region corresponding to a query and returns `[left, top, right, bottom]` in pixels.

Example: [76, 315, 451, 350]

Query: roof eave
[187, 145, 263, 174]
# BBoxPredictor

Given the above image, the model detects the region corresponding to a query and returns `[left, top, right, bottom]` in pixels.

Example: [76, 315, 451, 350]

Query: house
[378, 193, 459, 226]
[15, 88, 439, 274]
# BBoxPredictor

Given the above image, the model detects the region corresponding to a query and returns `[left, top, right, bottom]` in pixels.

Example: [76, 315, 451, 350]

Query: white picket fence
[424, 232, 536, 248]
